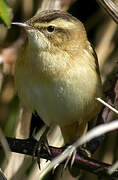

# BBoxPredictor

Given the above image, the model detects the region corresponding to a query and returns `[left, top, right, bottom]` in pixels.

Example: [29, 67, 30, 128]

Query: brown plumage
[14, 10, 103, 176]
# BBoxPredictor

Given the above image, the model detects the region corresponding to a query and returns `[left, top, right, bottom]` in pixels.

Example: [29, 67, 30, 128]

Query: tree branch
[0, 137, 117, 179]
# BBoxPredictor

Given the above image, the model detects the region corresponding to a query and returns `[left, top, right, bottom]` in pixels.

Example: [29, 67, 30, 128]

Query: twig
[96, 98, 118, 114]
[96, 0, 118, 24]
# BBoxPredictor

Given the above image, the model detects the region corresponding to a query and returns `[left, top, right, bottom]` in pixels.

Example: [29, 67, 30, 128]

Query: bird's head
[12, 10, 87, 52]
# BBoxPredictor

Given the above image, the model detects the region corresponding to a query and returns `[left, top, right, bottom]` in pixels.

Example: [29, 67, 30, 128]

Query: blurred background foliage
[0, 0, 11, 26]
[0, 0, 118, 180]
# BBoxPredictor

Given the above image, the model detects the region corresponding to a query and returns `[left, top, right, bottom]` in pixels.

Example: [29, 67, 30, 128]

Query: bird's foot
[62, 144, 91, 167]
[68, 146, 91, 177]
[61, 144, 91, 177]
[33, 126, 51, 169]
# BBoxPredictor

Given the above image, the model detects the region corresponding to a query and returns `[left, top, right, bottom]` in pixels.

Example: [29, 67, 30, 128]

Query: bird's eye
[47, 26, 55, 32]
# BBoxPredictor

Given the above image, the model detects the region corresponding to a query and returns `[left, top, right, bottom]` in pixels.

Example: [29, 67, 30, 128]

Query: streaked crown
[25, 10, 87, 49]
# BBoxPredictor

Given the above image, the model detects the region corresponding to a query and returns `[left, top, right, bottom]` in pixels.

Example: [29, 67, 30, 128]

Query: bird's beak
[11, 22, 31, 30]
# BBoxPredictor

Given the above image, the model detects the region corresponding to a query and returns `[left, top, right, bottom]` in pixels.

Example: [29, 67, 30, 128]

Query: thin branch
[96, 98, 118, 114]
[0, 169, 7, 180]
[0, 136, 117, 178]
[96, 0, 118, 24]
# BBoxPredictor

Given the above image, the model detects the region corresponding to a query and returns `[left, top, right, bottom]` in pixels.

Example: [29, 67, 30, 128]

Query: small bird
[13, 9, 102, 167]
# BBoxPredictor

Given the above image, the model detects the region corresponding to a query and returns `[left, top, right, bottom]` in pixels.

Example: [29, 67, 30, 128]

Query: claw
[68, 146, 91, 177]
[37, 151, 41, 169]
[34, 126, 50, 169]
[43, 138, 51, 155]
[71, 149, 77, 167]
[63, 145, 77, 170]
[63, 155, 70, 170]
[52, 163, 59, 174]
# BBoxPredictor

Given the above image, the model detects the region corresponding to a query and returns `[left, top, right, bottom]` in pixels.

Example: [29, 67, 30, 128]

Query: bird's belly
[16, 57, 102, 126]
[25, 85, 81, 125]
[19, 77, 99, 126]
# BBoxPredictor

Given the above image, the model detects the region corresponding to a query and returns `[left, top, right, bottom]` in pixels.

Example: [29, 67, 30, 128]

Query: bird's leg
[86, 107, 105, 154]
[67, 111, 105, 177]
[60, 122, 90, 177]
[35, 126, 51, 169]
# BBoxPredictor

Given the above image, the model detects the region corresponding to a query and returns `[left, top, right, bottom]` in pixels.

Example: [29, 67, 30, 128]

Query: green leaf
[0, 0, 11, 26]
